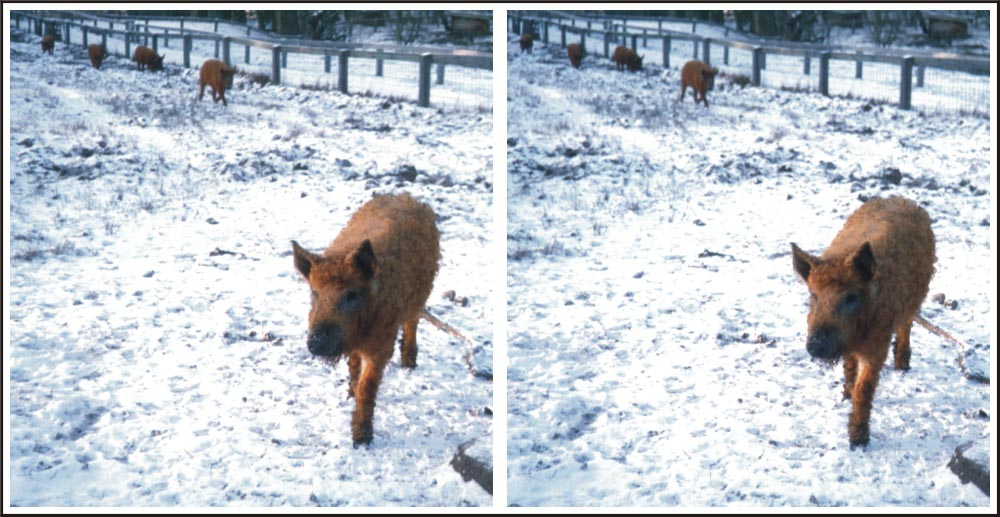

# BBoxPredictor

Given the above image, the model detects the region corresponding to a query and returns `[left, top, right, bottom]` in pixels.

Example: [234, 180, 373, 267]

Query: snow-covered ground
[5, 26, 493, 507]
[506, 33, 992, 507]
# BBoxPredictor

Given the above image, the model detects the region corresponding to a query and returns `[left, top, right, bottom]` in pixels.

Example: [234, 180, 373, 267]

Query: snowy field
[6, 26, 493, 507]
[506, 34, 992, 507]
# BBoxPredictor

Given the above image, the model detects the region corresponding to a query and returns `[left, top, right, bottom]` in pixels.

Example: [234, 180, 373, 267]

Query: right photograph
[506, 9, 991, 507]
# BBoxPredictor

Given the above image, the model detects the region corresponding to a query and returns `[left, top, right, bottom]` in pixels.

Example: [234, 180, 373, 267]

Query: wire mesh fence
[910, 63, 990, 115]
[350, 58, 422, 105]
[825, 57, 895, 104]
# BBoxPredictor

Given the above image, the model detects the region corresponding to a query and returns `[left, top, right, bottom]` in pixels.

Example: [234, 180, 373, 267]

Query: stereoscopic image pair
[6, 7, 992, 509]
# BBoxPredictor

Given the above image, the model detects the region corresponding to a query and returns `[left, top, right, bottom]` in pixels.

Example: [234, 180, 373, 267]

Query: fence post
[803, 53, 811, 75]
[183, 34, 192, 67]
[603, 32, 609, 58]
[642, 28, 647, 48]
[693, 39, 698, 60]
[101, 31, 107, 51]
[436, 62, 445, 85]
[702, 38, 711, 65]
[164, 29, 169, 48]
[338, 50, 349, 93]
[899, 56, 913, 110]
[752, 47, 763, 86]
[63, 23, 70, 46]
[819, 52, 830, 96]
[418, 53, 432, 107]
[245, 43, 250, 64]
[855, 51, 863, 79]
[662, 35, 671, 69]
[180, 19, 185, 30]
[580, 32, 586, 50]
[630, 34, 637, 52]
[214, 39, 220, 59]
[915, 65, 924, 87]
[376, 49, 384, 76]
[271, 45, 282, 85]
[691, 21, 697, 33]
[324, 52, 331, 73]
[723, 44, 729, 65]
[152, 34, 158, 53]
[282, 49, 288, 68]
[125, 30, 131, 57]
[542, 21, 548, 44]
[222, 37, 231, 66]
[214, 20, 219, 32]
[561, 26, 566, 47]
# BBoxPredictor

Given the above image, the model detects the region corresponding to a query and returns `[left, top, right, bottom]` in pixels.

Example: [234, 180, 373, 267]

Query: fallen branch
[914, 313, 989, 384]
[422, 309, 492, 381]
[421, 309, 475, 348]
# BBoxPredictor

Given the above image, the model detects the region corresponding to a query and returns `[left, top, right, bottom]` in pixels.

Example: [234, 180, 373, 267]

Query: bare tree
[866, 11, 907, 47]
[390, 10, 426, 45]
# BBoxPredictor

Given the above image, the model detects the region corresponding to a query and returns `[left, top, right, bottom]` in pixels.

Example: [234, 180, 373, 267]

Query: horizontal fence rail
[511, 12, 989, 116]
[13, 10, 493, 111]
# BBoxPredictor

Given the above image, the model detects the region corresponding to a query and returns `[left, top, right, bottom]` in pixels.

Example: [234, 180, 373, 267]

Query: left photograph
[6, 8, 494, 506]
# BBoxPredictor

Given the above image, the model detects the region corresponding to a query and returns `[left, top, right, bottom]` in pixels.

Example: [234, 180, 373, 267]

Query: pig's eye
[338, 290, 362, 313]
[839, 292, 861, 314]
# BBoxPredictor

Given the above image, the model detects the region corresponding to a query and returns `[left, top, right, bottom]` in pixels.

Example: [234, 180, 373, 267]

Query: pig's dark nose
[307, 325, 343, 357]
[806, 327, 842, 359]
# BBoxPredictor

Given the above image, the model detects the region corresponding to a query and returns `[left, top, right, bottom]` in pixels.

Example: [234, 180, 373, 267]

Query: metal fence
[512, 12, 990, 116]
[13, 10, 493, 111]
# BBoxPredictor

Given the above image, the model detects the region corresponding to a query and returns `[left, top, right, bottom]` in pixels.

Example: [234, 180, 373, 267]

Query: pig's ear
[849, 242, 876, 282]
[349, 240, 377, 280]
[291, 240, 320, 279]
[791, 243, 815, 281]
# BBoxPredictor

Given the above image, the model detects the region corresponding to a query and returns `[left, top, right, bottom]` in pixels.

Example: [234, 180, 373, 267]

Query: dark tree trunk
[274, 10, 302, 35]
[751, 11, 785, 37]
